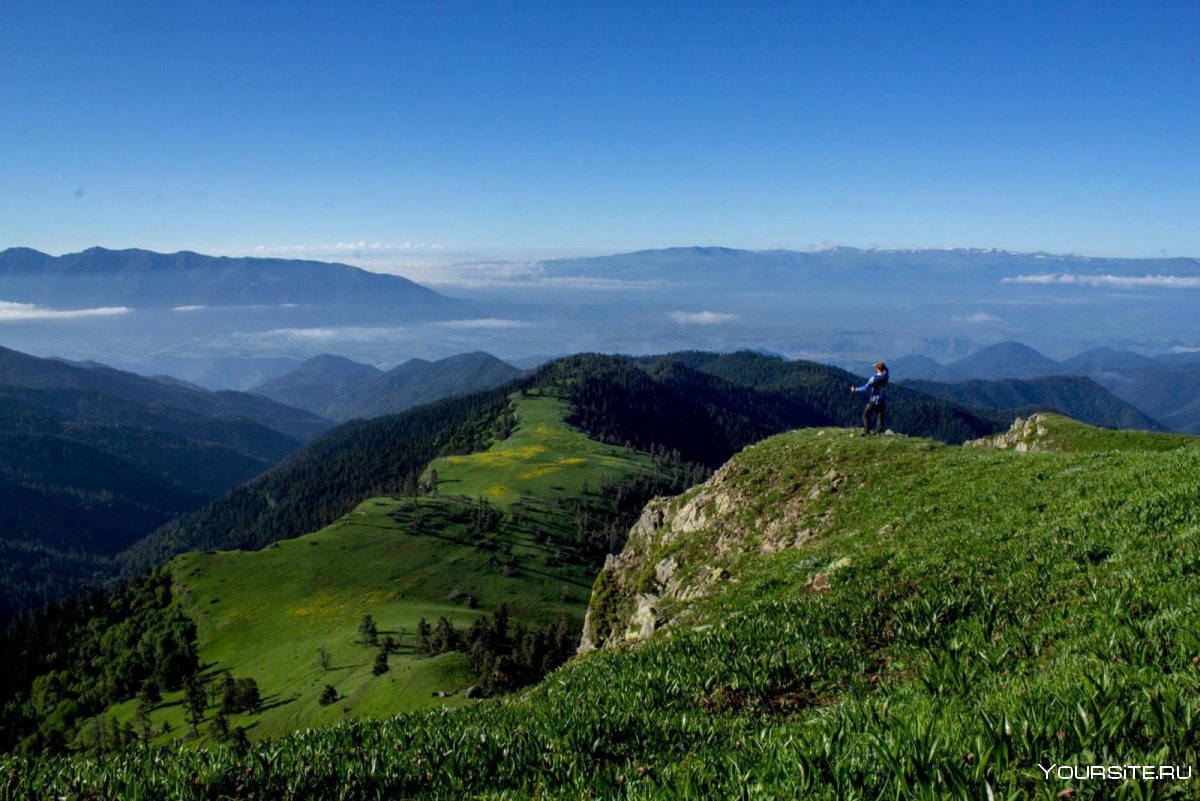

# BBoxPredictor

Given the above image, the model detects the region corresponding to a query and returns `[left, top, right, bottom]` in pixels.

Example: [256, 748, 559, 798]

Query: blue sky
[1, 0, 1197, 261]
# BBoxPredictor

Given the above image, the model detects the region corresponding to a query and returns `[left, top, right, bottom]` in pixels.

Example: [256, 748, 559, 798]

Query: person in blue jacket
[851, 362, 889, 435]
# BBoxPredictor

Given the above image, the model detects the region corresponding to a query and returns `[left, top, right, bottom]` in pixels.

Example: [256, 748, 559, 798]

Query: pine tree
[229, 726, 250, 753]
[234, 678, 261, 714]
[359, 614, 379, 645]
[210, 708, 230, 742]
[372, 649, 389, 676]
[414, 618, 432, 656]
[185, 673, 207, 736]
[220, 674, 237, 713]
[135, 703, 152, 742]
[139, 678, 162, 709]
[432, 617, 459, 654]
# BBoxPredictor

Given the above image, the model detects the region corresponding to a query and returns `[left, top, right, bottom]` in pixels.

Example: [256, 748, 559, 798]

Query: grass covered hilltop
[5, 413, 1200, 799]
[97, 391, 666, 745]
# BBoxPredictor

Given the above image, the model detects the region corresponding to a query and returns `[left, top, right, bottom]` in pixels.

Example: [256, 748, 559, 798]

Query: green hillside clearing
[429, 391, 654, 504]
[20, 417, 1200, 799]
[98, 392, 652, 745]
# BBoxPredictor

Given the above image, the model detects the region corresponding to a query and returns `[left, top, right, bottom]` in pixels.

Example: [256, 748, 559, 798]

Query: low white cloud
[172, 304, 303, 312]
[952, 312, 1002, 323]
[1004, 273, 1200, 288]
[417, 262, 670, 291]
[249, 326, 411, 344]
[431, 318, 534, 330]
[0, 300, 131, 322]
[251, 241, 445, 255]
[667, 310, 739, 325]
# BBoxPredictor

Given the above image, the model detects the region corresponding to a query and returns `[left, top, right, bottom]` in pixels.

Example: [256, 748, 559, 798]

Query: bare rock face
[579, 434, 854, 653]
[966, 414, 1051, 452]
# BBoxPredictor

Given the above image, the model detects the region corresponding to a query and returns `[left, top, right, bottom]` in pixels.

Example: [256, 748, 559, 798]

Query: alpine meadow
[3, 2, 1200, 799]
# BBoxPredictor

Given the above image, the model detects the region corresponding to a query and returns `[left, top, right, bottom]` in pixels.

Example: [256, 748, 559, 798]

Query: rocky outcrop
[579, 433, 856, 653]
[965, 413, 1052, 451]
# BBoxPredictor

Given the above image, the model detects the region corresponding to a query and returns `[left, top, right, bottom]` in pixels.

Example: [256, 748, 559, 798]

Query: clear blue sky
[2, 0, 1197, 259]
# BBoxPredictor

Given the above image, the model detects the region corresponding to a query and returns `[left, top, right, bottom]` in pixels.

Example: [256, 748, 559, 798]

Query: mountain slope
[125, 352, 1011, 572]
[5, 390, 691, 753]
[887, 343, 1200, 434]
[11, 417, 1200, 798]
[901, 375, 1164, 431]
[1059, 346, 1158, 373]
[102, 392, 664, 743]
[0, 346, 331, 441]
[1087, 365, 1200, 435]
[887, 353, 968, 382]
[944, 341, 1060, 379]
[0, 347, 324, 620]
[256, 352, 524, 422]
[249, 355, 382, 416]
[645, 351, 1005, 444]
[0, 247, 462, 313]
[119, 384, 516, 572]
[328, 352, 522, 421]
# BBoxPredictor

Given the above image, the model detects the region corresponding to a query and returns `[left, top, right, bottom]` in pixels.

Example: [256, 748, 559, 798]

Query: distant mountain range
[5, 244, 1200, 380]
[0, 345, 329, 620]
[902, 376, 1163, 431]
[893, 341, 1200, 433]
[0, 345, 329, 440]
[533, 245, 1200, 289]
[250, 352, 523, 421]
[0, 247, 466, 312]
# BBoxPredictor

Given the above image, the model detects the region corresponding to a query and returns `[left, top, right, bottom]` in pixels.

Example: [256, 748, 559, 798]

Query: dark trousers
[863, 402, 885, 434]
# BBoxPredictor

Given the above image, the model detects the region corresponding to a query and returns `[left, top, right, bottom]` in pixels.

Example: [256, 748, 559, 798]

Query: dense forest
[0, 386, 306, 622]
[120, 384, 517, 572]
[900, 375, 1164, 431]
[0, 569, 198, 754]
[645, 351, 1007, 444]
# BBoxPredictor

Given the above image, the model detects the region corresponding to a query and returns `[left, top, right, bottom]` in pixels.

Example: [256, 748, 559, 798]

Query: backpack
[870, 372, 888, 404]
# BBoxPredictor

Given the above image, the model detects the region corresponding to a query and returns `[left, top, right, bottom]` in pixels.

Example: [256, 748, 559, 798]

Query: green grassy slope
[429, 391, 654, 505]
[15, 418, 1200, 799]
[99, 393, 649, 745]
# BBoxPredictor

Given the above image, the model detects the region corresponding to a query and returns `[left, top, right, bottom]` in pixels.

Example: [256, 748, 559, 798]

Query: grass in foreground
[9, 420, 1200, 799]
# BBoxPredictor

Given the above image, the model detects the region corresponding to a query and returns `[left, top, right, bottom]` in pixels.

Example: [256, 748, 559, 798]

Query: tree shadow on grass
[256, 692, 300, 713]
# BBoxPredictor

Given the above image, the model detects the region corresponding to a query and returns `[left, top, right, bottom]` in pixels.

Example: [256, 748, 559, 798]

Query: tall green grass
[8, 419, 1200, 798]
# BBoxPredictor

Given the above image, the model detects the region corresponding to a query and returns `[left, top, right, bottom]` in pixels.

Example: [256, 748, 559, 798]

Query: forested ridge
[900, 375, 1164, 431]
[0, 350, 1018, 759]
[644, 351, 1007, 443]
[119, 385, 518, 573]
[135, 351, 1009, 575]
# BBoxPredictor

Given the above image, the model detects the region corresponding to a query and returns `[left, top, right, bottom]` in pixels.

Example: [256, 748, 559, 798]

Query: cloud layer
[251, 241, 445, 255]
[432, 318, 533, 330]
[952, 312, 1002, 323]
[1004, 273, 1200, 288]
[667, 310, 739, 325]
[0, 301, 131, 322]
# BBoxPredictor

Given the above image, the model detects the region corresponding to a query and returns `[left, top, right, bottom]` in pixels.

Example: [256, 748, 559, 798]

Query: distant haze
[1, 245, 1199, 384]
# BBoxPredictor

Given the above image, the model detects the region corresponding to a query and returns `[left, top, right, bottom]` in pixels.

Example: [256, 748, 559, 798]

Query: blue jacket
[854, 371, 889, 404]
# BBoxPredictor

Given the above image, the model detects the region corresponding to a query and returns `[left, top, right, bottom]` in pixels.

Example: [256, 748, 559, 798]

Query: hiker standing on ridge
[851, 362, 889, 436]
